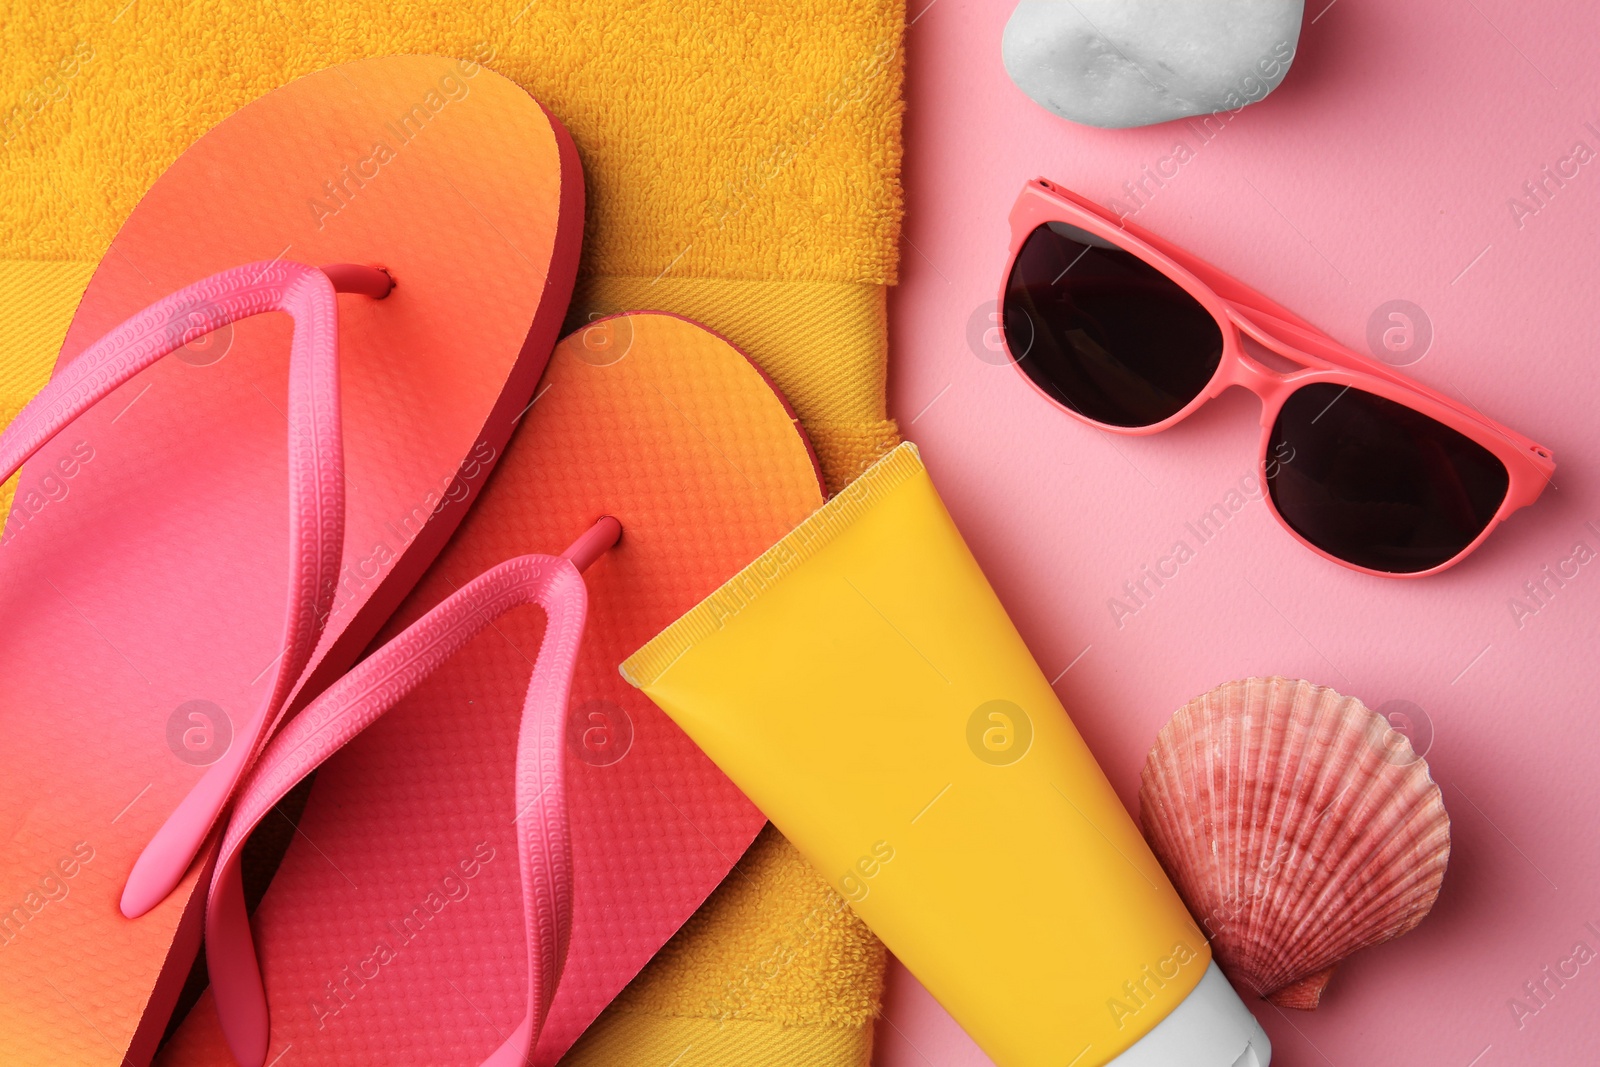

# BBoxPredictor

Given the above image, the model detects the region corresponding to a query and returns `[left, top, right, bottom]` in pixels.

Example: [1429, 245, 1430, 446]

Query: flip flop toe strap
[0, 260, 391, 918]
[206, 549, 597, 1067]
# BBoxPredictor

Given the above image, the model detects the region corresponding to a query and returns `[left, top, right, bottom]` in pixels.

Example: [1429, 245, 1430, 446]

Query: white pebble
[1002, 0, 1304, 129]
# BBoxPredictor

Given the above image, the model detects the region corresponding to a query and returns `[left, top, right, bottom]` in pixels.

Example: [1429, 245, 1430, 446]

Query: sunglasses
[999, 178, 1556, 577]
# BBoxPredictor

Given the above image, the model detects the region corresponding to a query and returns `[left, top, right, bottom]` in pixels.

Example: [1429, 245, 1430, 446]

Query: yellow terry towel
[0, 1, 903, 1063]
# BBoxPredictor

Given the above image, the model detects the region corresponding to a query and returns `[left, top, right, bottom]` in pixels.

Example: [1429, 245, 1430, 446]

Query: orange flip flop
[156, 313, 824, 1065]
[0, 55, 581, 1065]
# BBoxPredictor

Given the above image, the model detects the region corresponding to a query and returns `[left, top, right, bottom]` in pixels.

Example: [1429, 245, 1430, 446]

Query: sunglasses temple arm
[1034, 181, 1528, 448]
[1045, 179, 1328, 338]
[1224, 303, 1554, 461]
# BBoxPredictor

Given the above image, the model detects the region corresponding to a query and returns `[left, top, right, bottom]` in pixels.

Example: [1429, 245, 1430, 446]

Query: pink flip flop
[0, 55, 581, 1064]
[156, 313, 826, 1065]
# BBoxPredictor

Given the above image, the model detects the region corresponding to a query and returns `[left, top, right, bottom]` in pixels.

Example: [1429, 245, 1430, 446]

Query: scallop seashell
[1139, 676, 1450, 1009]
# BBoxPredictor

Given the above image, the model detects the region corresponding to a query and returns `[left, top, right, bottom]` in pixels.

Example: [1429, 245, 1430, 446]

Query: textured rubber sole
[157, 312, 825, 1064]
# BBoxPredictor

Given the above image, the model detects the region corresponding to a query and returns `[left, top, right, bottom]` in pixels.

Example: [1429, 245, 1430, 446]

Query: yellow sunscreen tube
[623, 444, 1269, 1067]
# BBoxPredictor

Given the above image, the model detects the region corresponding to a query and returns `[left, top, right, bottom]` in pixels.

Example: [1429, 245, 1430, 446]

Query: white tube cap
[1105, 962, 1270, 1067]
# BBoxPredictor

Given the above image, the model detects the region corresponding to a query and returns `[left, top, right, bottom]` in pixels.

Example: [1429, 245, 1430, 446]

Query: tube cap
[1106, 962, 1270, 1067]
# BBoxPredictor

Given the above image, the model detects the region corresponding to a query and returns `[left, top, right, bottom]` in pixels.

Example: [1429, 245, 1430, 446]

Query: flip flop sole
[0, 55, 581, 1065]
[158, 313, 823, 1064]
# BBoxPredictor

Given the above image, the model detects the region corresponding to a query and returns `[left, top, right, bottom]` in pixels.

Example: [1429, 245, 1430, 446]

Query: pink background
[876, 1, 1600, 1065]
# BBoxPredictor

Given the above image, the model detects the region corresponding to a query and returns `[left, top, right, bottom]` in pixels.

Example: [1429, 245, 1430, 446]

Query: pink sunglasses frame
[1000, 178, 1557, 578]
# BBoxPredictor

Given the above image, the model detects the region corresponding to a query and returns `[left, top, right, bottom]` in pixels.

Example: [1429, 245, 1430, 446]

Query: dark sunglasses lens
[1267, 383, 1510, 573]
[1002, 221, 1224, 427]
